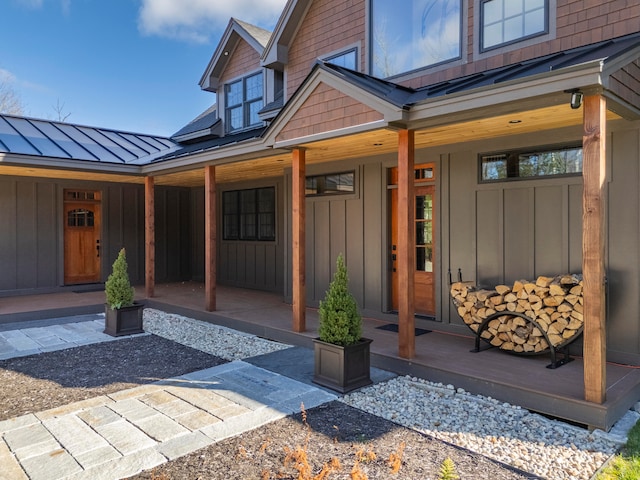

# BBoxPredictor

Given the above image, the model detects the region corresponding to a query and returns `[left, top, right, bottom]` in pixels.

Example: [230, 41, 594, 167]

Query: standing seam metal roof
[0, 114, 178, 165]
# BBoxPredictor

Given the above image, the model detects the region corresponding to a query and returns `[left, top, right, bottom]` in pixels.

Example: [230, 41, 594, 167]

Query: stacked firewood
[450, 274, 584, 353]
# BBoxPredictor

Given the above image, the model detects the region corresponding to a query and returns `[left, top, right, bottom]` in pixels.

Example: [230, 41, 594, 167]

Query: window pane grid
[306, 171, 355, 196]
[482, 0, 546, 50]
[223, 187, 275, 241]
[225, 73, 263, 132]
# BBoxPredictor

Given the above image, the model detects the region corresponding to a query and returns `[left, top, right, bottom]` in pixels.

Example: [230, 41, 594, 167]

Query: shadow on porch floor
[1, 281, 639, 431]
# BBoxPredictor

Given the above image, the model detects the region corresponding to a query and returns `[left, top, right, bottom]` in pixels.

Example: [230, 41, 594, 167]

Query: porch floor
[1, 282, 639, 431]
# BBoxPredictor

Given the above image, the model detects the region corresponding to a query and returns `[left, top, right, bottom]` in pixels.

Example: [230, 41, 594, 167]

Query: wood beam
[398, 130, 416, 358]
[144, 176, 155, 298]
[205, 165, 217, 312]
[582, 95, 607, 404]
[292, 148, 306, 332]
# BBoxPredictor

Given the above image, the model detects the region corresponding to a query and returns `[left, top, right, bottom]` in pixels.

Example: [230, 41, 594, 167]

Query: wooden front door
[64, 190, 101, 284]
[391, 182, 436, 317]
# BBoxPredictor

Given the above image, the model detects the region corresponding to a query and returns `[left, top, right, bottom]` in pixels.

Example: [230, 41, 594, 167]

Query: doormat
[72, 284, 105, 293]
[375, 323, 431, 336]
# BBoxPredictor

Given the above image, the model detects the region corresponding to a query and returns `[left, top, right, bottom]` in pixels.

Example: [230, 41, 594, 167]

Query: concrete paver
[0, 317, 339, 479]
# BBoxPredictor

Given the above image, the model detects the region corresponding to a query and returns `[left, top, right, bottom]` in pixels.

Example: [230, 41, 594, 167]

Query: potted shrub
[104, 248, 144, 336]
[313, 253, 372, 393]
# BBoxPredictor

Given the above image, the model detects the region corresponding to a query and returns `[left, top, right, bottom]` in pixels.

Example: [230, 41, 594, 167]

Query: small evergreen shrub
[105, 248, 135, 309]
[318, 254, 362, 346]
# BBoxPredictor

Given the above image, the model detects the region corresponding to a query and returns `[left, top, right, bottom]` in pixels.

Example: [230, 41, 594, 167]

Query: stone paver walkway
[0, 318, 339, 479]
[0, 360, 336, 480]
[0, 315, 122, 360]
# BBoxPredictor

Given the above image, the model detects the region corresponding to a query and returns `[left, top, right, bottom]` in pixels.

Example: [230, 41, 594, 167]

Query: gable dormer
[198, 18, 273, 135]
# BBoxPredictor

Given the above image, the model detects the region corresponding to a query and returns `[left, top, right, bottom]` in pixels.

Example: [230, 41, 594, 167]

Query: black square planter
[104, 303, 144, 337]
[312, 338, 372, 393]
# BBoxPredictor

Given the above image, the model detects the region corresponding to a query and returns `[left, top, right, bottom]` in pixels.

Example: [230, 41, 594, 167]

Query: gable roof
[262, 0, 312, 69]
[0, 114, 178, 167]
[199, 18, 272, 92]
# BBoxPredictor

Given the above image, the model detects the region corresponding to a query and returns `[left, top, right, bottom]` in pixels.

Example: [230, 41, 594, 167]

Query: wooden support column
[144, 176, 155, 298]
[398, 129, 415, 358]
[582, 94, 607, 404]
[292, 148, 306, 332]
[205, 165, 217, 312]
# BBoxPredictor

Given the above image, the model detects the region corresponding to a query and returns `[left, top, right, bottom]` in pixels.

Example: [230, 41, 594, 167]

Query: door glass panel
[415, 193, 433, 272]
[67, 209, 94, 227]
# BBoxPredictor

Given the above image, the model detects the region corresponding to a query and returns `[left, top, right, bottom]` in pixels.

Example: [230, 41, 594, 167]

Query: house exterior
[2, 0, 640, 410]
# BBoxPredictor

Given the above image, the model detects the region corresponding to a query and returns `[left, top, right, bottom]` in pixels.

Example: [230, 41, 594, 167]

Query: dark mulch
[131, 402, 535, 480]
[1, 334, 536, 479]
[0, 334, 226, 420]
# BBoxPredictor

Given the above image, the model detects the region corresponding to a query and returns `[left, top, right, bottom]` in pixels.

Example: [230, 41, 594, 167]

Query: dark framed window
[306, 171, 355, 196]
[370, 0, 461, 78]
[324, 48, 358, 70]
[223, 187, 275, 241]
[480, 145, 582, 182]
[481, 0, 547, 51]
[225, 72, 263, 132]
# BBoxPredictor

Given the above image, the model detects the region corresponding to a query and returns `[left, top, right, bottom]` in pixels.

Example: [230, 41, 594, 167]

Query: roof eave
[407, 60, 607, 128]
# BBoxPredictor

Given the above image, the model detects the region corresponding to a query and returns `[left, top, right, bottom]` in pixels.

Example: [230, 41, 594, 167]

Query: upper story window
[225, 71, 263, 132]
[480, 145, 582, 182]
[370, 0, 461, 78]
[324, 48, 358, 70]
[481, 0, 547, 51]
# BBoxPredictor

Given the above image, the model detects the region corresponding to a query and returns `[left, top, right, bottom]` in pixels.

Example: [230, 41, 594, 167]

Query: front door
[64, 190, 101, 284]
[390, 171, 436, 317]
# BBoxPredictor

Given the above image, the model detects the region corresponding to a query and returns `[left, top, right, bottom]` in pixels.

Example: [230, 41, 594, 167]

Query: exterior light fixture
[508, 119, 522, 124]
[570, 91, 583, 109]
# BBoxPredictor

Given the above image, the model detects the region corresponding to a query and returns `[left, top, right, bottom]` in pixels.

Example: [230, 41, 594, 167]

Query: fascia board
[0, 153, 144, 175]
[140, 140, 288, 175]
[199, 20, 265, 91]
[272, 120, 389, 149]
[261, 0, 311, 67]
[408, 61, 605, 126]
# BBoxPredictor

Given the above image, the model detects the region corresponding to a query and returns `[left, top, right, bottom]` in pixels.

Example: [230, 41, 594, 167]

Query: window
[306, 171, 355, 196]
[223, 187, 275, 241]
[480, 145, 582, 182]
[370, 0, 461, 78]
[324, 48, 358, 70]
[481, 0, 547, 51]
[67, 209, 95, 227]
[225, 72, 264, 132]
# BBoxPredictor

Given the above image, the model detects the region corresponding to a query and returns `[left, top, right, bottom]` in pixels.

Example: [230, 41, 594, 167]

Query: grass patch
[596, 419, 640, 480]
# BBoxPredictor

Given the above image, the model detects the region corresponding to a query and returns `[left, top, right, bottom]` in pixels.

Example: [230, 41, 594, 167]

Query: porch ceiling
[0, 104, 622, 188]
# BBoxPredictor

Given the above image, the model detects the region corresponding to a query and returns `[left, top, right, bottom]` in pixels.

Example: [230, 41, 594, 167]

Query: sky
[0, 0, 288, 137]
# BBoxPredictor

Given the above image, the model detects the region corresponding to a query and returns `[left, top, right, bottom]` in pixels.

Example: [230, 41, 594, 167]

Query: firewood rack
[448, 269, 582, 369]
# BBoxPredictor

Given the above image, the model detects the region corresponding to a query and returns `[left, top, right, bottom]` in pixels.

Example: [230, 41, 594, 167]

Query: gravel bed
[143, 308, 291, 360]
[341, 377, 621, 480]
[144, 308, 626, 480]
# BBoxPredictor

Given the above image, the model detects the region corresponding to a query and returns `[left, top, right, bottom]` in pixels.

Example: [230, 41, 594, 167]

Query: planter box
[313, 338, 372, 393]
[104, 303, 144, 337]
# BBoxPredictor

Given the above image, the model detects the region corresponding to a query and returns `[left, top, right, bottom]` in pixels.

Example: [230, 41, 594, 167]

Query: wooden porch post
[205, 165, 217, 312]
[292, 148, 306, 332]
[144, 176, 155, 298]
[398, 129, 416, 358]
[582, 94, 607, 404]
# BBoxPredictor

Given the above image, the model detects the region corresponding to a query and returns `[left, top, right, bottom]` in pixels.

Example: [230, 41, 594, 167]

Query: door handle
[96, 239, 100, 258]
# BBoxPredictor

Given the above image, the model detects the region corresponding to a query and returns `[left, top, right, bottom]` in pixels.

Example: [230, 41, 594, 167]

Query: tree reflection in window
[68, 209, 94, 227]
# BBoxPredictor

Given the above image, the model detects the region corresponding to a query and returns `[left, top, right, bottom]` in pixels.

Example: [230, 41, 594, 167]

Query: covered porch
[1, 282, 639, 431]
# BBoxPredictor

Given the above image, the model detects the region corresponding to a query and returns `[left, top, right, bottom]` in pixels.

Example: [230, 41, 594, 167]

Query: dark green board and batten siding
[189, 177, 286, 293]
[0, 176, 192, 294]
[283, 161, 386, 316]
